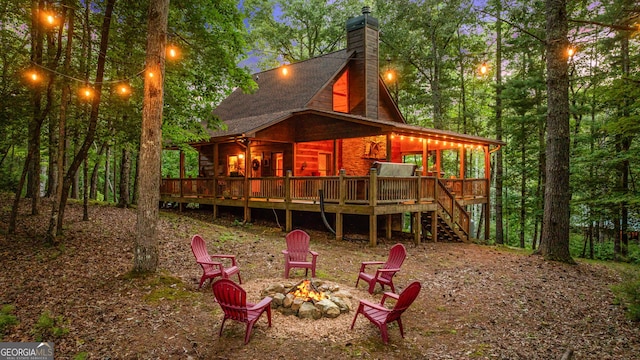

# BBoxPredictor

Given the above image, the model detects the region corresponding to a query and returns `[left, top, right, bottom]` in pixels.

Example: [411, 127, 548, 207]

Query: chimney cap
[346, 7, 378, 31]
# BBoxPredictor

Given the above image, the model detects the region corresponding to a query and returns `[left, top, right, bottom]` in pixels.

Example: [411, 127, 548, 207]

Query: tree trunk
[90, 143, 106, 199]
[56, 0, 116, 238]
[519, 117, 526, 248]
[537, 0, 574, 264]
[83, 155, 89, 221]
[619, 33, 631, 259]
[104, 144, 110, 202]
[134, 0, 169, 273]
[117, 147, 131, 208]
[494, 0, 504, 245]
[47, 3, 75, 243]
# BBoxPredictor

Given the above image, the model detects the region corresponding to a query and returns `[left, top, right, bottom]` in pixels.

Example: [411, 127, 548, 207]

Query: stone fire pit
[260, 279, 353, 319]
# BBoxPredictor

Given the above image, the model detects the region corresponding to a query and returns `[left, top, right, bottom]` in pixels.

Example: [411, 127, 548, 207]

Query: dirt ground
[1, 196, 639, 359]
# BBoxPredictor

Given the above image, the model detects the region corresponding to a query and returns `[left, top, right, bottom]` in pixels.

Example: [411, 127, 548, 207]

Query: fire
[291, 280, 326, 302]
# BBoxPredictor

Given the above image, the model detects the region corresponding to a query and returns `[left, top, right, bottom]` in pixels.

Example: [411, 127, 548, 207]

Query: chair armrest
[248, 296, 273, 311]
[375, 268, 400, 276]
[359, 261, 385, 272]
[359, 299, 389, 312]
[198, 260, 222, 266]
[210, 254, 237, 266]
[380, 291, 399, 305]
[282, 250, 289, 255]
[309, 250, 319, 257]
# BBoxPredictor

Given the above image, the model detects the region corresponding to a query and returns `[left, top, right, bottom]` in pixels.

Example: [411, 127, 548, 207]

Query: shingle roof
[212, 50, 350, 122]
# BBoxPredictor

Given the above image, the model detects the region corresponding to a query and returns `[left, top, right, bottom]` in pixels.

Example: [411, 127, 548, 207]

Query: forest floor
[1, 194, 639, 360]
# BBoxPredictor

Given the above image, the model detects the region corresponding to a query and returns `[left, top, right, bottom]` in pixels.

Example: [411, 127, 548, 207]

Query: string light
[567, 46, 577, 59]
[80, 86, 94, 100]
[22, 30, 181, 96]
[117, 83, 131, 96]
[26, 70, 41, 83]
[281, 65, 289, 76]
[478, 62, 489, 76]
[40, 10, 59, 27]
[166, 45, 179, 60]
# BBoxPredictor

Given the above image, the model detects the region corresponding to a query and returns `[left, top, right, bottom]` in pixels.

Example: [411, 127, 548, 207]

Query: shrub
[612, 272, 640, 321]
[0, 305, 19, 340]
[31, 311, 69, 341]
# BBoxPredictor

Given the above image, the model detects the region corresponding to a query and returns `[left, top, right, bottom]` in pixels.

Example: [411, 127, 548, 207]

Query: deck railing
[160, 174, 487, 206]
[160, 171, 481, 236]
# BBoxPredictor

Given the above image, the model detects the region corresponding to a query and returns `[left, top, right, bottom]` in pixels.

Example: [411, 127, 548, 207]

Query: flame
[291, 280, 326, 302]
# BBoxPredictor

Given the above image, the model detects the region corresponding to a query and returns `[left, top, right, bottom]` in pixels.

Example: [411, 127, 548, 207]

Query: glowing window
[333, 70, 349, 113]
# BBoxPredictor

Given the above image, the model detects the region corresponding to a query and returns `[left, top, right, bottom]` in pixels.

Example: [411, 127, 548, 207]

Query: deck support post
[484, 148, 491, 241]
[414, 211, 421, 245]
[369, 215, 377, 246]
[369, 168, 378, 246]
[285, 170, 292, 231]
[337, 169, 346, 241]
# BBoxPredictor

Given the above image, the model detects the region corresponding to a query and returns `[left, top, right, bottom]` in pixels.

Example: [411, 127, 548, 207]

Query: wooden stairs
[421, 179, 471, 243]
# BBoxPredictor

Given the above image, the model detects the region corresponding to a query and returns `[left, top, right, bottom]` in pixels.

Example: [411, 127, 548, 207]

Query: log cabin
[160, 7, 504, 245]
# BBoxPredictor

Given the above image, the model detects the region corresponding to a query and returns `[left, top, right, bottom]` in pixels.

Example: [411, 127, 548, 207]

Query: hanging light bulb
[80, 86, 94, 100]
[386, 70, 394, 81]
[117, 83, 131, 96]
[26, 70, 40, 82]
[166, 45, 179, 60]
[281, 65, 289, 76]
[479, 62, 489, 75]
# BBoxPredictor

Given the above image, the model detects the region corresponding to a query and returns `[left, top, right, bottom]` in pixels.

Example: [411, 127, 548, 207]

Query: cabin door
[318, 153, 331, 176]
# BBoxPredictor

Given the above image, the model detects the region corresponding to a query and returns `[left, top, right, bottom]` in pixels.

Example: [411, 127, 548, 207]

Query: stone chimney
[346, 7, 379, 119]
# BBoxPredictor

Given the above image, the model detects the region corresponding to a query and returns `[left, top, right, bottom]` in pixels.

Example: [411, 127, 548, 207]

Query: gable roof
[212, 50, 351, 122]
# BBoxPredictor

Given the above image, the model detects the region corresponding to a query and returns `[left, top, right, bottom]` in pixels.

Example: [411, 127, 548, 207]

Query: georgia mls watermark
[0, 343, 54, 360]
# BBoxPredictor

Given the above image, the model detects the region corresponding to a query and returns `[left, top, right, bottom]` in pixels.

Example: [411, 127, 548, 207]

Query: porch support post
[436, 149, 442, 178]
[422, 138, 428, 175]
[243, 141, 251, 222]
[460, 147, 465, 179]
[333, 140, 338, 176]
[285, 170, 292, 231]
[386, 134, 392, 162]
[414, 211, 421, 244]
[369, 167, 378, 246]
[432, 179, 438, 242]
[337, 169, 346, 241]
[484, 146, 491, 241]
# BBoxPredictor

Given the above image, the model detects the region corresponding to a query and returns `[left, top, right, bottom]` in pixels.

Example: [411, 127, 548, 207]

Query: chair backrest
[191, 234, 210, 263]
[285, 229, 311, 262]
[381, 243, 407, 280]
[212, 279, 249, 322]
[387, 281, 421, 322]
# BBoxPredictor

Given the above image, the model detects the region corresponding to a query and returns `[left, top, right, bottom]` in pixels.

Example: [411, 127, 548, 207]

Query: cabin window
[333, 70, 349, 113]
[228, 154, 245, 176]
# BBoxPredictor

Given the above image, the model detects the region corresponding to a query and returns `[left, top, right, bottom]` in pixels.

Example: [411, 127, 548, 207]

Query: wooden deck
[160, 170, 489, 245]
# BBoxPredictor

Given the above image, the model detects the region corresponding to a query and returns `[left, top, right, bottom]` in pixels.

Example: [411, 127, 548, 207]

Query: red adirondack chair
[282, 229, 318, 278]
[212, 279, 272, 344]
[350, 281, 422, 344]
[191, 234, 241, 289]
[355, 243, 406, 294]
